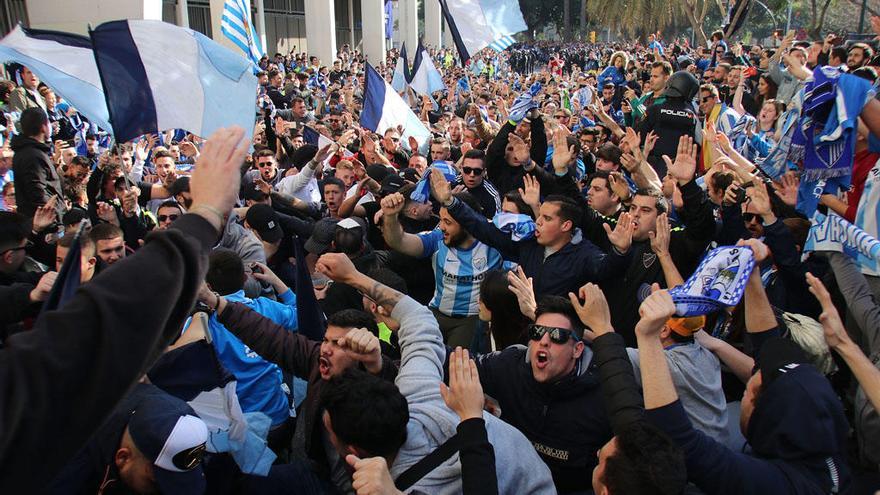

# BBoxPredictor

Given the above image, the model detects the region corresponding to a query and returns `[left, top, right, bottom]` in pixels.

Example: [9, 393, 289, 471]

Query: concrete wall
[26, 0, 162, 34]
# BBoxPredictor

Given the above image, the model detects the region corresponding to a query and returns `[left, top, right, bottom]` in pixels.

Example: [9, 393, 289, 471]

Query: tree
[564, 0, 571, 39]
[807, 0, 836, 38]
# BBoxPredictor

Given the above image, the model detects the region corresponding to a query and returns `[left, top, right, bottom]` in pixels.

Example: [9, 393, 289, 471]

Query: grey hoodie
[389, 296, 557, 494]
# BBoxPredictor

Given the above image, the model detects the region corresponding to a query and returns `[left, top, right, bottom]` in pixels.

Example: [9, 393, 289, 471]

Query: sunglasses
[742, 212, 761, 223]
[554, 114, 569, 119]
[528, 324, 579, 344]
[158, 214, 180, 222]
[701, 96, 714, 103]
[461, 166, 484, 176]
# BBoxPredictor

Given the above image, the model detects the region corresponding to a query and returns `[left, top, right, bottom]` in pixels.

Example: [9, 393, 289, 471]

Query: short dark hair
[319, 368, 409, 458]
[157, 200, 183, 213]
[0, 211, 30, 251]
[543, 194, 583, 229]
[830, 46, 848, 63]
[89, 222, 123, 243]
[601, 422, 687, 495]
[323, 177, 345, 192]
[70, 155, 91, 168]
[254, 148, 276, 160]
[206, 248, 245, 296]
[633, 188, 668, 214]
[153, 149, 174, 161]
[20, 107, 48, 137]
[588, 171, 613, 195]
[535, 295, 583, 338]
[651, 61, 673, 76]
[453, 191, 483, 215]
[503, 190, 533, 219]
[462, 149, 486, 162]
[58, 231, 95, 257]
[709, 171, 734, 196]
[327, 308, 380, 337]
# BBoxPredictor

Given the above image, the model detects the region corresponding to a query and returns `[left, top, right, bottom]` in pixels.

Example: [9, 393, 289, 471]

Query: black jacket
[474, 346, 612, 493]
[638, 98, 698, 177]
[600, 180, 716, 345]
[11, 135, 66, 220]
[447, 196, 630, 297]
[0, 213, 217, 490]
[485, 118, 548, 196]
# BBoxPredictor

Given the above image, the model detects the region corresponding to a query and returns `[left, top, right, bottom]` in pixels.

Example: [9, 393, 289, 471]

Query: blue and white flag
[439, 0, 527, 63]
[0, 25, 112, 132]
[221, 0, 264, 69]
[89, 20, 258, 144]
[391, 42, 411, 94]
[488, 35, 516, 52]
[410, 40, 446, 97]
[804, 212, 880, 275]
[360, 63, 431, 149]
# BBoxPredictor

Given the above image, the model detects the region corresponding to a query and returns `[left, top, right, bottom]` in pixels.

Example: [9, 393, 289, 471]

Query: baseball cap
[666, 315, 706, 337]
[245, 204, 283, 243]
[379, 174, 406, 196]
[366, 164, 392, 183]
[128, 389, 208, 495]
[305, 217, 339, 255]
[399, 167, 421, 184]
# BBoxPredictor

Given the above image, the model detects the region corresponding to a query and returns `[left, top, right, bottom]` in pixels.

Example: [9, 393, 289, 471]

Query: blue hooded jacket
[647, 363, 851, 494]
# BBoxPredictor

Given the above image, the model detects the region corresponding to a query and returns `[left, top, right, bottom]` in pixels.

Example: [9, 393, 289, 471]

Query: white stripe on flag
[221, 0, 263, 66]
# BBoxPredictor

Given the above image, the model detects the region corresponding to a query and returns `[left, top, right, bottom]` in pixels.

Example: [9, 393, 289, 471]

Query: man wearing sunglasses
[452, 149, 502, 218]
[155, 201, 183, 231]
[472, 295, 612, 493]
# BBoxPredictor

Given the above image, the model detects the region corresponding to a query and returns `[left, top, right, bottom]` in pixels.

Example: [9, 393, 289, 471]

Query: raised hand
[338, 327, 382, 374]
[805, 272, 853, 351]
[316, 252, 360, 284]
[604, 211, 634, 254]
[736, 237, 770, 263]
[772, 172, 799, 207]
[380, 192, 406, 217]
[32, 196, 58, 232]
[506, 134, 532, 166]
[518, 174, 541, 210]
[551, 128, 575, 172]
[440, 347, 485, 421]
[506, 266, 537, 320]
[745, 180, 773, 219]
[29, 271, 58, 302]
[635, 284, 676, 338]
[429, 168, 453, 205]
[568, 283, 613, 341]
[648, 212, 671, 257]
[96, 201, 119, 226]
[179, 141, 199, 158]
[312, 142, 339, 164]
[249, 261, 286, 293]
[662, 135, 697, 185]
[190, 126, 249, 231]
[608, 172, 631, 203]
[642, 131, 658, 159]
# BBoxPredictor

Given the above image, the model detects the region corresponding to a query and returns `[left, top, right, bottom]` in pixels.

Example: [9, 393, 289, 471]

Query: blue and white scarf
[804, 211, 880, 275]
[667, 246, 756, 316]
[410, 161, 458, 204]
[492, 212, 536, 241]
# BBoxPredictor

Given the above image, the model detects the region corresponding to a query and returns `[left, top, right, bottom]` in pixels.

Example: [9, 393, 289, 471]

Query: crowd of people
[3, 15, 880, 495]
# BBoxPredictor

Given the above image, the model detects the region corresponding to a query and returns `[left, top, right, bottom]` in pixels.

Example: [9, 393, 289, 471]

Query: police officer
[638, 71, 700, 178]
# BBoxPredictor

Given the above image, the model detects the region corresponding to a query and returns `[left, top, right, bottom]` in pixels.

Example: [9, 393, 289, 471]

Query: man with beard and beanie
[48, 383, 209, 494]
[639, 71, 700, 178]
[636, 239, 852, 495]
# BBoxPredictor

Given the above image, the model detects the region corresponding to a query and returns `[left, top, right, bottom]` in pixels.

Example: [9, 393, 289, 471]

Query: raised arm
[807, 271, 880, 414]
[0, 126, 247, 488]
[316, 252, 444, 403]
[379, 193, 427, 258]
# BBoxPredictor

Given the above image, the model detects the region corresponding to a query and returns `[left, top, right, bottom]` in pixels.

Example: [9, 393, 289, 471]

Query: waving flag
[488, 35, 516, 52]
[0, 25, 112, 132]
[89, 20, 258, 144]
[221, 0, 264, 68]
[439, 0, 527, 63]
[391, 42, 411, 93]
[410, 40, 446, 97]
[360, 63, 431, 148]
